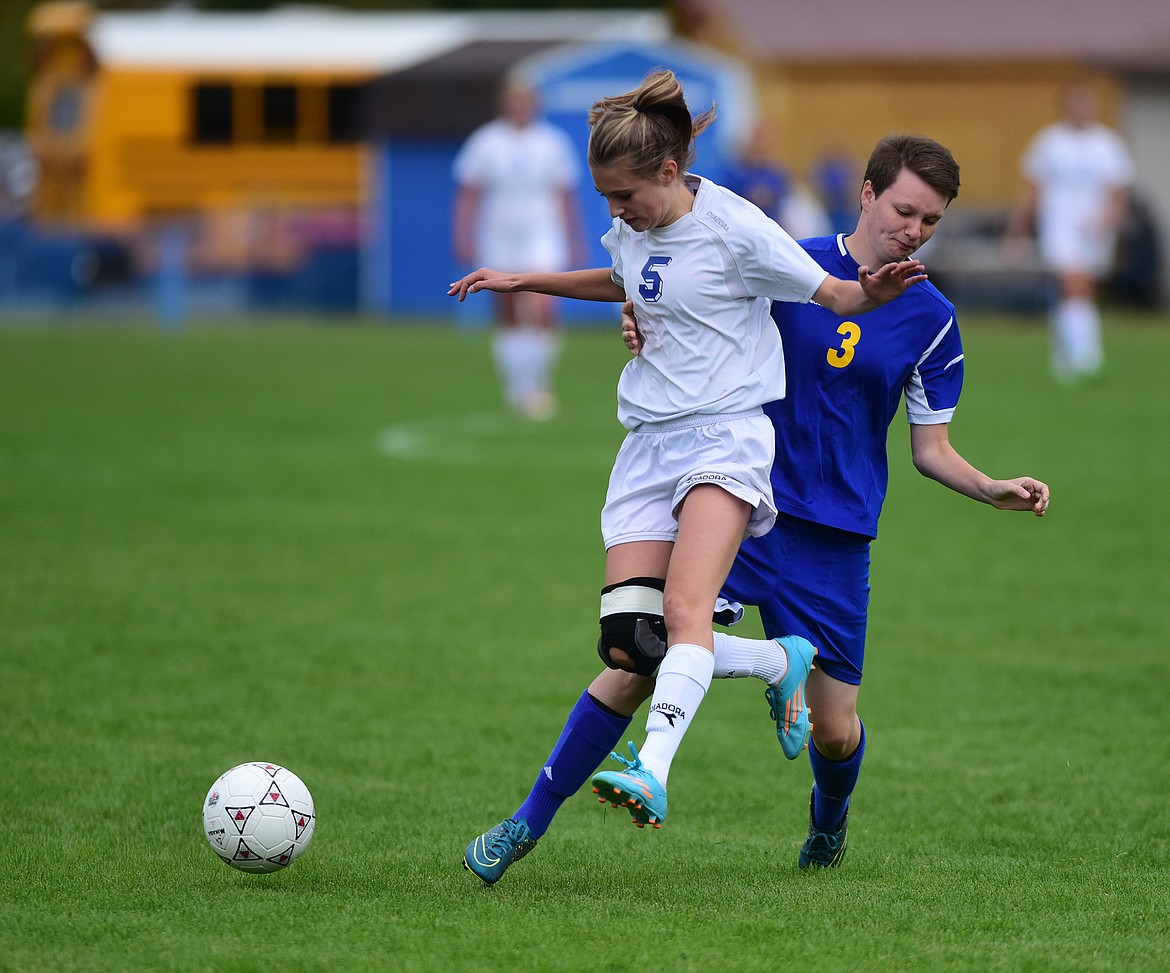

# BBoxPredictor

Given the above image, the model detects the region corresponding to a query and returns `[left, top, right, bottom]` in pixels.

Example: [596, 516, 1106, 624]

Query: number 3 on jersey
[639, 256, 672, 303]
[827, 320, 861, 368]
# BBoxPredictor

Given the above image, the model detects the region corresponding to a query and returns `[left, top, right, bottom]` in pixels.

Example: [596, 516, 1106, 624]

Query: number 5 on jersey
[639, 256, 672, 303]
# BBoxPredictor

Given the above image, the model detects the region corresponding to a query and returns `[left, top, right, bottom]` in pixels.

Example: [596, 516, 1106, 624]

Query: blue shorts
[720, 512, 871, 686]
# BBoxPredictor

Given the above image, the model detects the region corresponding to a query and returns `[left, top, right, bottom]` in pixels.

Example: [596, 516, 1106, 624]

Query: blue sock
[808, 720, 866, 833]
[514, 691, 631, 839]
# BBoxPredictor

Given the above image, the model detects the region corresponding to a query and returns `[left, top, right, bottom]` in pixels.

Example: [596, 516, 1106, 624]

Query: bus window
[262, 84, 297, 142]
[327, 84, 361, 143]
[193, 84, 233, 144]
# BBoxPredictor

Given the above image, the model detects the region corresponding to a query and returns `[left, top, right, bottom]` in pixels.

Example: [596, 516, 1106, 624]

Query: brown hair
[863, 135, 961, 204]
[586, 69, 716, 178]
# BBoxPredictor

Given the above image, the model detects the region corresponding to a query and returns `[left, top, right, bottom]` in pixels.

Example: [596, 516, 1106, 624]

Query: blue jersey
[767, 234, 963, 538]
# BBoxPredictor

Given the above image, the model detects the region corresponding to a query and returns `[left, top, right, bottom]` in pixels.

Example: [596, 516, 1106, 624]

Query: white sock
[493, 327, 560, 409]
[637, 643, 713, 786]
[1064, 298, 1102, 375]
[712, 631, 789, 686]
[491, 329, 527, 407]
[1054, 298, 1102, 378]
[526, 327, 560, 399]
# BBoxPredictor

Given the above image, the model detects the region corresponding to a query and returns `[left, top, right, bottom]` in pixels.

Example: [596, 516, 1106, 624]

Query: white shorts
[600, 409, 777, 550]
[480, 227, 569, 274]
[1038, 217, 1117, 276]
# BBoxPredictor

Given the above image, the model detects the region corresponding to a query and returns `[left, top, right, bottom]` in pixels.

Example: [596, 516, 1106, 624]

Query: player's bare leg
[593, 486, 750, 827]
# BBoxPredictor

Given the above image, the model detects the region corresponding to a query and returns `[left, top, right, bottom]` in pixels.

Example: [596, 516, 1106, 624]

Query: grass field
[1, 310, 1168, 972]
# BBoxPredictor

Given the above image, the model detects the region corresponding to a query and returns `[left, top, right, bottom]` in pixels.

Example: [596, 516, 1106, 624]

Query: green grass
[1, 310, 1168, 972]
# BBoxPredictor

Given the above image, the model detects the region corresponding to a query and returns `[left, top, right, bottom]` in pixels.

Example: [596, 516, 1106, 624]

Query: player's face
[857, 169, 948, 266]
[500, 85, 537, 126]
[592, 162, 686, 232]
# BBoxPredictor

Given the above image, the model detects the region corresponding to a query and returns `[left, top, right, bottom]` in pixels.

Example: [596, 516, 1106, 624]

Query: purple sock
[514, 691, 631, 839]
[809, 720, 866, 833]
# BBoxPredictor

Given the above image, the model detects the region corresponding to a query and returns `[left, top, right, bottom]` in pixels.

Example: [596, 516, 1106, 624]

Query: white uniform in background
[1021, 119, 1134, 380]
[453, 117, 580, 417]
[453, 118, 580, 273]
[1023, 121, 1133, 276]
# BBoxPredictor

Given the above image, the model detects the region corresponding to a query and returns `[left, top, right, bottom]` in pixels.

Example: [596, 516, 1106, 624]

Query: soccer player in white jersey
[1006, 82, 1134, 384]
[452, 80, 585, 419]
[449, 70, 925, 881]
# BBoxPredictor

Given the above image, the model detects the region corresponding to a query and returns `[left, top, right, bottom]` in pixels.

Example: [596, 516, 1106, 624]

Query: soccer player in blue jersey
[694, 134, 1050, 868]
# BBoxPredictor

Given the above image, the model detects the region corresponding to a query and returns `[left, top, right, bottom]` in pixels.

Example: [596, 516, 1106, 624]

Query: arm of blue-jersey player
[449, 266, 623, 303]
[909, 423, 1050, 517]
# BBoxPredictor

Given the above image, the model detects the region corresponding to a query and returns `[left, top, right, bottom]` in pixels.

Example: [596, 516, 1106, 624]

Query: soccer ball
[202, 762, 315, 873]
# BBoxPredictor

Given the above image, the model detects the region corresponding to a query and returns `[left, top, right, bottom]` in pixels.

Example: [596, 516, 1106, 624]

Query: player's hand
[447, 267, 522, 302]
[621, 300, 643, 356]
[984, 476, 1050, 516]
[857, 259, 926, 305]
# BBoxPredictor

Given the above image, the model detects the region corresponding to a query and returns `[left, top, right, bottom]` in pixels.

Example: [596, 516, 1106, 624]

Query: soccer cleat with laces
[591, 741, 668, 829]
[763, 635, 816, 759]
[463, 817, 537, 885]
[798, 794, 849, 869]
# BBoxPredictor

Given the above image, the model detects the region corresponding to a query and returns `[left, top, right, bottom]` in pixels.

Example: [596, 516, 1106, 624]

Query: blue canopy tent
[361, 35, 754, 321]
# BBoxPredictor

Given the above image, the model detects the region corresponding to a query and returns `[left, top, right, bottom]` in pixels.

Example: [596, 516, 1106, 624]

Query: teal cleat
[591, 741, 668, 829]
[763, 635, 816, 759]
[463, 817, 537, 885]
[798, 794, 849, 869]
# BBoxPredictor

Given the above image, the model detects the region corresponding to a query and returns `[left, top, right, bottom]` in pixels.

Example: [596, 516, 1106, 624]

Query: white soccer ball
[202, 762, 316, 873]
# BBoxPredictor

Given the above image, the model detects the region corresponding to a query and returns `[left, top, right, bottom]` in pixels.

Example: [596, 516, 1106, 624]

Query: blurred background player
[1005, 82, 1134, 384]
[722, 122, 829, 240]
[452, 79, 585, 419]
[811, 147, 861, 237]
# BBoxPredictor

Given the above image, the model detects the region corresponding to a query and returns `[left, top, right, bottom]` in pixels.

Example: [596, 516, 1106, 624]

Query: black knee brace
[597, 577, 667, 677]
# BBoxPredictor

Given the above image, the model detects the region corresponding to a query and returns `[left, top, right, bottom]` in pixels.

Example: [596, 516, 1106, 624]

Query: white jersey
[453, 118, 580, 271]
[603, 174, 829, 430]
[1021, 121, 1134, 273]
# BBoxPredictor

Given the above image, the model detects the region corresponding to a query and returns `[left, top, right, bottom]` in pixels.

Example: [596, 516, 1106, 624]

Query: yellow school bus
[22, 2, 671, 283]
[24, 2, 389, 269]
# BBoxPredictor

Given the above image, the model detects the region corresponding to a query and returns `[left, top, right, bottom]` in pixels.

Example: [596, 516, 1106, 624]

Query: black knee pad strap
[597, 577, 667, 678]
